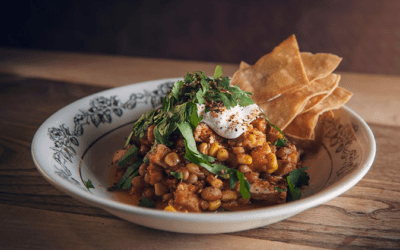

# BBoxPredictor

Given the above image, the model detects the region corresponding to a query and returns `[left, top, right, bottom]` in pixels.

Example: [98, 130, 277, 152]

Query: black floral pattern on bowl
[47, 82, 174, 186]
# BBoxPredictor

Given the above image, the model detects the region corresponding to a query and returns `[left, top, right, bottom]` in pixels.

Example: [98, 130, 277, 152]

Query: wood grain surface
[0, 50, 400, 249]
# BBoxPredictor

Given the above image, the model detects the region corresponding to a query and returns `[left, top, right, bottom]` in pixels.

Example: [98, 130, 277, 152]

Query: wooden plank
[0, 204, 327, 250]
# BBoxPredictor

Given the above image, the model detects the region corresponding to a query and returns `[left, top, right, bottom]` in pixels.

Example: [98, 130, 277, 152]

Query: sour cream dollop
[197, 104, 263, 139]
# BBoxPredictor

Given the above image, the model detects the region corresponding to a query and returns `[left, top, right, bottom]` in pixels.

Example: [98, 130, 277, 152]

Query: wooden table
[1, 48, 399, 249]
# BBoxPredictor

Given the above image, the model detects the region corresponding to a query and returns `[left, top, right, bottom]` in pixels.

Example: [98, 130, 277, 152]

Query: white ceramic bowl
[31, 78, 376, 234]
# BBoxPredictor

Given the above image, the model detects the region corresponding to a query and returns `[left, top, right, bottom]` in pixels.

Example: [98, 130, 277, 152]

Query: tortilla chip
[259, 74, 340, 130]
[283, 87, 353, 140]
[300, 52, 342, 82]
[231, 35, 309, 103]
[300, 74, 341, 113]
[238, 61, 251, 70]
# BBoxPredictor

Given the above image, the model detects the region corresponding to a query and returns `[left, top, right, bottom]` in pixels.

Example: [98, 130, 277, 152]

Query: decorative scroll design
[47, 82, 173, 185]
[322, 117, 360, 184]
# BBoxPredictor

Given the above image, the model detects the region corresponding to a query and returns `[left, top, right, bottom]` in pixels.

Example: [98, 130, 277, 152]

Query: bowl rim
[31, 78, 377, 223]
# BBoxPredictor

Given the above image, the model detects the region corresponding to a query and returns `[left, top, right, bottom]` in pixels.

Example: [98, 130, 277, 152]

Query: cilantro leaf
[237, 171, 251, 199]
[262, 113, 287, 146]
[170, 171, 183, 180]
[216, 91, 234, 109]
[195, 89, 206, 105]
[274, 187, 288, 192]
[184, 72, 195, 83]
[274, 138, 287, 147]
[139, 197, 156, 208]
[108, 160, 142, 191]
[124, 131, 134, 148]
[84, 179, 94, 190]
[118, 144, 139, 167]
[220, 77, 230, 89]
[226, 169, 250, 199]
[170, 103, 187, 123]
[228, 85, 254, 106]
[171, 80, 183, 101]
[153, 118, 175, 146]
[132, 109, 156, 139]
[177, 122, 215, 163]
[213, 65, 223, 79]
[200, 79, 210, 93]
[287, 167, 309, 201]
[186, 102, 202, 129]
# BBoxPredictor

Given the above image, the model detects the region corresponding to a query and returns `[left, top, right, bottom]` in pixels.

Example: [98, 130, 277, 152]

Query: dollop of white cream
[197, 104, 263, 139]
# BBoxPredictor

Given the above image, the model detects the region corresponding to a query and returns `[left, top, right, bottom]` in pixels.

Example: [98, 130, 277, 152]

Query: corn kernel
[208, 200, 221, 211]
[164, 205, 177, 212]
[248, 133, 257, 145]
[263, 143, 271, 153]
[266, 153, 278, 174]
[221, 190, 238, 202]
[206, 175, 224, 188]
[216, 148, 229, 161]
[232, 147, 245, 155]
[209, 142, 220, 157]
[164, 152, 180, 167]
[237, 153, 252, 165]
[186, 163, 200, 174]
[198, 142, 209, 155]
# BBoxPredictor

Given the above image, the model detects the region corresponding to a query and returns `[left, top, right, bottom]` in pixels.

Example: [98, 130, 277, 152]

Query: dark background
[2, 0, 400, 75]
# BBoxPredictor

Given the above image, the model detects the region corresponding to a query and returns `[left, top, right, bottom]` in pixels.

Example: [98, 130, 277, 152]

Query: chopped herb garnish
[118, 144, 139, 167]
[126, 65, 255, 147]
[108, 160, 143, 191]
[84, 179, 94, 190]
[170, 171, 184, 180]
[262, 112, 288, 146]
[139, 197, 156, 208]
[287, 167, 310, 201]
[274, 187, 288, 192]
[274, 138, 288, 147]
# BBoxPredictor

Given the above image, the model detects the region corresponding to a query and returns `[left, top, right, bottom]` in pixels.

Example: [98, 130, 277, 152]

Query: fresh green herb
[124, 131, 134, 148]
[171, 80, 183, 100]
[213, 65, 223, 79]
[127, 65, 255, 147]
[274, 187, 288, 192]
[186, 102, 202, 129]
[139, 197, 156, 208]
[262, 113, 288, 146]
[108, 160, 143, 191]
[118, 144, 139, 167]
[287, 167, 310, 201]
[274, 138, 288, 147]
[131, 109, 156, 140]
[226, 169, 251, 199]
[170, 171, 183, 180]
[84, 179, 94, 190]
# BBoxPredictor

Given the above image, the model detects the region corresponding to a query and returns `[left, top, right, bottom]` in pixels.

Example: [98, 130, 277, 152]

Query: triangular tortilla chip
[300, 52, 342, 82]
[231, 35, 309, 103]
[300, 75, 341, 114]
[283, 87, 353, 140]
[238, 61, 251, 70]
[259, 74, 340, 130]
